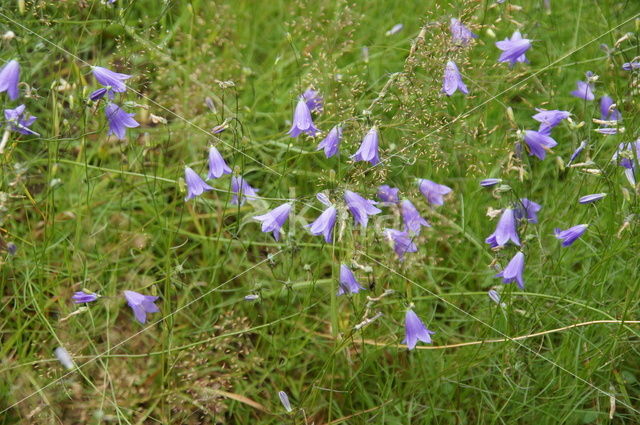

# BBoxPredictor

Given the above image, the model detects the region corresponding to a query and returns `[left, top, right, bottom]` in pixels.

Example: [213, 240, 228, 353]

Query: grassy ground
[1, 0, 640, 423]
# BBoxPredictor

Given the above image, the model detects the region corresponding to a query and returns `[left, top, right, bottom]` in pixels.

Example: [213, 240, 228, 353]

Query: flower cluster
[0, 60, 39, 153]
[71, 290, 159, 324]
[89, 66, 140, 140]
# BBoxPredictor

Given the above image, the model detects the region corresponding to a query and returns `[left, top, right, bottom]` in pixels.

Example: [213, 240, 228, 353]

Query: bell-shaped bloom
[600, 96, 622, 121]
[523, 129, 557, 160]
[450, 18, 477, 45]
[568, 141, 587, 164]
[418, 179, 452, 206]
[92, 66, 131, 93]
[377, 185, 399, 203]
[0, 60, 20, 100]
[72, 291, 99, 303]
[287, 98, 318, 138]
[400, 200, 430, 234]
[307, 205, 337, 243]
[338, 264, 366, 295]
[302, 88, 323, 113]
[442, 61, 468, 96]
[123, 290, 160, 324]
[532, 109, 570, 134]
[352, 127, 380, 165]
[495, 251, 525, 289]
[622, 61, 640, 71]
[184, 166, 213, 201]
[4, 105, 39, 136]
[105, 103, 139, 140]
[316, 125, 341, 158]
[344, 190, 381, 228]
[253, 203, 292, 241]
[485, 207, 520, 248]
[555, 224, 588, 247]
[570, 80, 595, 101]
[231, 175, 259, 205]
[495, 31, 531, 66]
[384, 228, 417, 259]
[579, 193, 606, 204]
[514, 198, 542, 223]
[207, 146, 232, 179]
[612, 142, 640, 186]
[403, 309, 435, 350]
[480, 178, 502, 187]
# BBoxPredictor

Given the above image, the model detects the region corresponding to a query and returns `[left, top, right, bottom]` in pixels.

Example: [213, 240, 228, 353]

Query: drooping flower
[92, 66, 131, 93]
[579, 193, 606, 204]
[450, 18, 478, 45]
[495, 30, 532, 66]
[316, 125, 341, 158]
[403, 309, 435, 350]
[532, 109, 570, 134]
[418, 179, 452, 206]
[385, 23, 404, 36]
[555, 224, 588, 247]
[568, 141, 587, 164]
[123, 290, 160, 324]
[302, 88, 323, 113]
[442, 61, 469, 96]
[338, 264, 366, 295]
[570, 79, 595, 101]
[622, 61, 640, 71]
[231, 175, 259, 205]
[384, 228, 418, 259]
[514, 198, 542, 223]
[3, 104, 39, 136]
[480, 178, 502, 187]
[307, 205, 337, 243]
[278, 391, 293, 413]
[0, 60, 20, 100]
[612, 142, 640, 186]
[400, 200, 430, 234]
[352, 127, 380, 165]
[287, 98, 319, 138]
[495, 252, 525, 289]
[612, 141, 640, 170]
[105, 103, 139, 140]
[523, 129, 557, 160]
[344, 190, 381, 228]
[72, 291, 99, 303]
[600, 96, 622, 121]
[485, 207, 520, 248]
[377, 185, 399, 203]
[207, 146, 232, 179]
[184, 167, 213, 201]
[253, 203, 292, 241]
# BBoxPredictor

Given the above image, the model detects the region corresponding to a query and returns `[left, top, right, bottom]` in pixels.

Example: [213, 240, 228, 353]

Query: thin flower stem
[317, 320, 640, 351]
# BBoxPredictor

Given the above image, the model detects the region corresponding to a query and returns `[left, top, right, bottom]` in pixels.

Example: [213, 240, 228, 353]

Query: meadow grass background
[1, 0, 640, 423]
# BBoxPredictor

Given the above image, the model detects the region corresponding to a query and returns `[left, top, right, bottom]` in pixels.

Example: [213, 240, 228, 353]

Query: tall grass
[1, 0, 640, 423]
